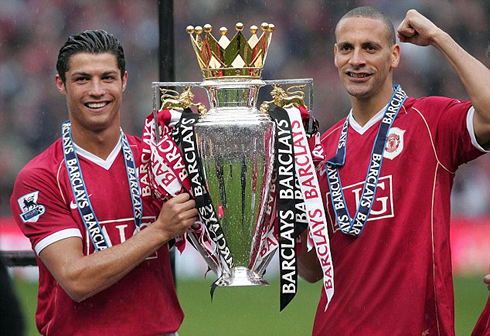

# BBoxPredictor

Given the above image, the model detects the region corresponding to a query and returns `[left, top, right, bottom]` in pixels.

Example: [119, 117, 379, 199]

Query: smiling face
[55, 52, 127, 136]
[334, 17, 400, 103]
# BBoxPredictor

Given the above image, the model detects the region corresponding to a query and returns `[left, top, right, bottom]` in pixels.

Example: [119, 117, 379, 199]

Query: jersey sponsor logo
[384, 127, 405, 160]
[17, 191, 45, 223]
[326, 175, 394, 232]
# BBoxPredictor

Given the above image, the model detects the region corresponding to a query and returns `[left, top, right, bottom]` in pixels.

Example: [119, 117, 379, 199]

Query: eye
[363, 43, 379, 53]
[74, 76, 88, 82]
[339, 44, 352, 51]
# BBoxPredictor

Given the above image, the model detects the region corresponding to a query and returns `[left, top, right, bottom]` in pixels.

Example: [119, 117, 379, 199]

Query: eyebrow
[70, 70, 118, 78]
[337, 41, 382, 49]
[338, 42, 353, 49]
[362, 41, 381, 49]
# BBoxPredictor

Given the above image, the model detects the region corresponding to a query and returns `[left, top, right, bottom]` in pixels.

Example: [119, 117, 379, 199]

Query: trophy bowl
[195, 78, 275, 286]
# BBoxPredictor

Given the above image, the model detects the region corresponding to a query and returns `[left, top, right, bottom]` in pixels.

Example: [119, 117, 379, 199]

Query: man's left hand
[397, 9, 442, 46]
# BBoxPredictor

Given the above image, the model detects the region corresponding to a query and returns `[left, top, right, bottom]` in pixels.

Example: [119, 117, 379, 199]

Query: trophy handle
[259, 83, 308, 114]
[159, 87, 208, 114]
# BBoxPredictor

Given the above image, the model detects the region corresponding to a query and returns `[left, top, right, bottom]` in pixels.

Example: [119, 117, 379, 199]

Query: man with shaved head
[299, 6, 490, 335]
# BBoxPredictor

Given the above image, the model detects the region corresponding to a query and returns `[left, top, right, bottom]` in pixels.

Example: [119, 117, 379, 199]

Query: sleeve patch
[17, 191, 46, 223]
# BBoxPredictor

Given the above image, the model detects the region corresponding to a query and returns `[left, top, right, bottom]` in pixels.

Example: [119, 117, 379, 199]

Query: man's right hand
[154, 193, 198, 242]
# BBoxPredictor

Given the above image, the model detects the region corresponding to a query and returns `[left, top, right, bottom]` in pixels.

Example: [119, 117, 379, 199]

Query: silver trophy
[194, 77, 275, 286]
[151, 22, 312, 288]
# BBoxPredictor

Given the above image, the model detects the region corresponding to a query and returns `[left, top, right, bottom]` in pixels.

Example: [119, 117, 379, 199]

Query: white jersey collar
[348, 103, 389, 135]
[73, 134, 122, 170]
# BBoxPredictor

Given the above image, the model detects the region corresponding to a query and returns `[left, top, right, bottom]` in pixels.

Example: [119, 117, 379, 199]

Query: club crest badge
[17, 191, 45, 223]
[384, 127, 405, 160]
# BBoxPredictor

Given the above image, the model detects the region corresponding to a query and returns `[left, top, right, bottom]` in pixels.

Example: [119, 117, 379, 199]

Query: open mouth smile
[85, 102, 109, 109]
[347, 72, 372, 79]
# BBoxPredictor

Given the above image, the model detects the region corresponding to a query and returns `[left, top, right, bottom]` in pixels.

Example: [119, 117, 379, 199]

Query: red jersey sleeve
[414, 96, 486, 171]
[10, 158, 81, 255]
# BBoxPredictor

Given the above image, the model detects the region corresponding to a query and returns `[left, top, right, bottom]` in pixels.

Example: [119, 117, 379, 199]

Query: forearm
[41, 223, 170, 302]
[431, 30, 490, 144]
[41, 193, 196, 302]
[398, 9, 490, 145]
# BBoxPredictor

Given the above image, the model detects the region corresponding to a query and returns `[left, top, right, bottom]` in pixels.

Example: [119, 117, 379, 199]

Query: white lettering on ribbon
[287, 107, 334, 310]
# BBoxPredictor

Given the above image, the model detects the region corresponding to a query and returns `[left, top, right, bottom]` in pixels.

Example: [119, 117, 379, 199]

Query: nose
[349, 48, 366, 68]
[88, 78, 105, 97]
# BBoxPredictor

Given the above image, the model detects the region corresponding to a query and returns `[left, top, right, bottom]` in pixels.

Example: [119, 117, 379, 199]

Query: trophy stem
[219, 266, 269, 287]
[201, 79, 264, 110]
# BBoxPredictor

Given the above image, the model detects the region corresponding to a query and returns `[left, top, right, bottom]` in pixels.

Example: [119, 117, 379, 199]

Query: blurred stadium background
[0, 0, 489, 335]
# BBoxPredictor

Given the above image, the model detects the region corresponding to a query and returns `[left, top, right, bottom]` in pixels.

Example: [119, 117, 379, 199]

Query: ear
[333, 43, 339, 69]
[390, 44, 401, 69]
[122, 71, 128, 92]
[55, 74, 66, 95]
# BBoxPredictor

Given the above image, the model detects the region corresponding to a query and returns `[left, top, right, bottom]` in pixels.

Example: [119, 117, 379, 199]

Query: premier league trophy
[141, 22, 333, 310]
[185, 22, 276, 287]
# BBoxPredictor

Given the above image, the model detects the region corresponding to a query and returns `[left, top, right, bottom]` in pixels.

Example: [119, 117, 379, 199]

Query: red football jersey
[11, 134, 183, 335]
[313, 96, 487, 335]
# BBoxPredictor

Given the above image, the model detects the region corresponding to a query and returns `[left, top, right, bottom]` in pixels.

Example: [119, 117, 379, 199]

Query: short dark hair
[56, 30, 125, 83]
[337, 6, 396, 45]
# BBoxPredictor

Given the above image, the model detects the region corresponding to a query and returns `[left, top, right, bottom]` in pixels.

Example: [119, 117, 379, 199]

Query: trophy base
[219, 266, 269, 287]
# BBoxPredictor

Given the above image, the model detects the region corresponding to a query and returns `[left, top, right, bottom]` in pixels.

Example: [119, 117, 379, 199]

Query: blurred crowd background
[0, 0, 489, 218]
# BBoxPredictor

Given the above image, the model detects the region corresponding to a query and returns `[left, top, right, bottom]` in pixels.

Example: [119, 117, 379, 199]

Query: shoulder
[15, 139, 64, 186]
[11, 139, 67, 228]
[124, 133, 142, 148]
[404, 96, 472, 114]
[123, 133, 143, 157]
[320, 118, 346, 144]
[125, 133, 142, 145]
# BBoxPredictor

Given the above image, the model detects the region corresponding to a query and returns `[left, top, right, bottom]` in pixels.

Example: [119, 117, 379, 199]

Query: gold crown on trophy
[187, 22, 275, 80]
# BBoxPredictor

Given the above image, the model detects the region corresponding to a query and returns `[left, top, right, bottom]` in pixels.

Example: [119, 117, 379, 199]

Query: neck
[70, 124, 120, 160]
[350, 85, 394, 127]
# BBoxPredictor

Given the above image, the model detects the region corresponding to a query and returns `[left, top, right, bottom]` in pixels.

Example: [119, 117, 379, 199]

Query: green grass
[178, 279, 320, 336]
[454, 276, 489, 335]
[12, 276, 489, 335]
[12, 278, 38, 336]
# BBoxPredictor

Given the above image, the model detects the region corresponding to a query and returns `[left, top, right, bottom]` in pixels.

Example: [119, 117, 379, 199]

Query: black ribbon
[269, 105, 303, 311]
[177, 109, 234, 296]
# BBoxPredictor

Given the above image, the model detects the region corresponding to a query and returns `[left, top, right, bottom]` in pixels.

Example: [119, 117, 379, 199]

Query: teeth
[349, 73, 369, 78]
[87, 102, 106, 108]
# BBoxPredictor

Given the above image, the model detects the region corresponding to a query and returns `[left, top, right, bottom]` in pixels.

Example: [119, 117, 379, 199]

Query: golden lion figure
[259, 84, 308, 113]
[160, 87, 207, 114]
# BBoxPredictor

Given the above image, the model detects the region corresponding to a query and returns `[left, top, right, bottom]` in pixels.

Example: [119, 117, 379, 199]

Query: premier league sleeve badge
[17, 191, 46, 223]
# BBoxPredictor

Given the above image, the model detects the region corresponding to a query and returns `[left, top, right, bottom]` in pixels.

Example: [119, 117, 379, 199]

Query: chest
[63, 154, 142, 251]
[319, 116, 441, 234]
[323, 115, 435, 185]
